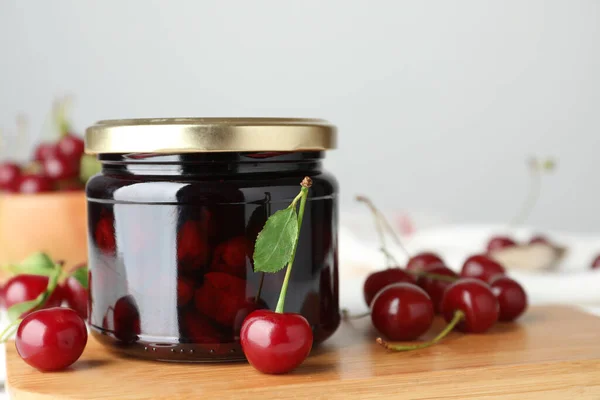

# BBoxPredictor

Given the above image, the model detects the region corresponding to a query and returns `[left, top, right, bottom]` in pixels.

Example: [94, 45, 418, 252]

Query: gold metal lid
[85, 118, 336, 154]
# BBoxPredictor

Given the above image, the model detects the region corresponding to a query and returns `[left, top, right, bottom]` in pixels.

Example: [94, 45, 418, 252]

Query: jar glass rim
[85, 117, 336, 154]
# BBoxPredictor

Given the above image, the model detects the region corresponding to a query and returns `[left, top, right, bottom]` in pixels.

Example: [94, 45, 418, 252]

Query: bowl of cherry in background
[486, 233, 600, 271]
[0, 112, 98, 273]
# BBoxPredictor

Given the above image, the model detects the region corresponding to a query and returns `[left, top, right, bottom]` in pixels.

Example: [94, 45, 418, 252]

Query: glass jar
[84, 118, 339, 361]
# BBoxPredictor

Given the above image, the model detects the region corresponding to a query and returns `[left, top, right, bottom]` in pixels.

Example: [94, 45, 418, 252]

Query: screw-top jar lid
[85, 118, 336, 154]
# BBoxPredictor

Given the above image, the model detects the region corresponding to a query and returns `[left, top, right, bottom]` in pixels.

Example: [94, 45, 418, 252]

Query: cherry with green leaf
[0, 252, 89, 372]
[0, 262, 62, 342]
[1, 252, 64, 320]
[240, 177, 314, 374]
[3, 274, 63, 317]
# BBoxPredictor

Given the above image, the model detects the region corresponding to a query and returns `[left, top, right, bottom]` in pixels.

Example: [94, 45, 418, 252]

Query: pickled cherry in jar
[85, 118, 340, 361]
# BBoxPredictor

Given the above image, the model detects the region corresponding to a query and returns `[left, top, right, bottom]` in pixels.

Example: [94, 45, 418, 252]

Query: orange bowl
[0, 191, 88, 277]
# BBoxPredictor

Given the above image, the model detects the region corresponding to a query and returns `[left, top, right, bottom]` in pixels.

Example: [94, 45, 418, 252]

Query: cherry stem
[56, 261, 69, 282]
[0, 318, 22, 343]
[377, 309, 465, 352]
[377, 209, 411, 258]
[356, 196, 411, 262]
[509, 157, 555, 227]
[379, 247, 400, 267]
[275, 177, 312, 314]
[342, 309, 371, 320]
[356, 196, 392, 265]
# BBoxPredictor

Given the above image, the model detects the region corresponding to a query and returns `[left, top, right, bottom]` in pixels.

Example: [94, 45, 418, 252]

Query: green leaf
[253, 207, 299, 273]
[8, 252, 58, 276]
[7, 299, 42, 322]
[21, 251, 55, 269]
[71, 265, 89, 289]
[7, 267, 61, 322]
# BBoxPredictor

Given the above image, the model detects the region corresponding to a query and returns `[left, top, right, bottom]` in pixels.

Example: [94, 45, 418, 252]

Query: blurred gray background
[1, 0, 598, 231]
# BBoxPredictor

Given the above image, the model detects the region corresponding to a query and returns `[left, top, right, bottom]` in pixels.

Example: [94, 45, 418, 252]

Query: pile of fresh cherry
[0, 252, 89, 371]
[0, 102, 88, 194]
[355, 197, 528, 351]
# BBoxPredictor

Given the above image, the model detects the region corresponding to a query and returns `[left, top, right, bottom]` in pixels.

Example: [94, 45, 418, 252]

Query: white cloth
[339, 223, 600, 314]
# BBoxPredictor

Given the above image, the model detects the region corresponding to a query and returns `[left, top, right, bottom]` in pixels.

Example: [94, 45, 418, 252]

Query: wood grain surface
[6, 306, 600, 399]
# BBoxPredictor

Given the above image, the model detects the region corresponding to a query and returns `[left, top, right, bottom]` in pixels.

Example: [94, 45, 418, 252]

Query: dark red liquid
[86, 152, 339, 361]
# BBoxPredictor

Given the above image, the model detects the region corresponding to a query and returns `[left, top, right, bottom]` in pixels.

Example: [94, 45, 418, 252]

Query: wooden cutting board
[6, 306, 600, 399]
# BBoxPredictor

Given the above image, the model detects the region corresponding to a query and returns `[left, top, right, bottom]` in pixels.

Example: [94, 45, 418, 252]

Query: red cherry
[177, 277, 194, 307]
[177, 220, 210, 271]
[42, 154, 78, 180]
[57, 134, 85, 161]
[486, 236, 517, 253]
[529, 235, 550, 245]
[210, 236, 250, 278]
[370, 283, 434, 341]
[461, 254, 506, 283]
[241, 310, 313, 374]
[113, 295, 141, 343]
[194, 272, 247, 327]
[406, 252, 444, 272]
[590, 254, 600, 270]
[0, 284, 5, 306]
[95, 216, 116, 254]
[0, 162, 22, 191]
[489, 276, 528, 322]
[441, 278, 499, 333]
[34, 142, 58, 161]
[62, 266, 88, 320]
[181, 311, 226, 344]
[416, 264, 458, 313]
[18, 174, 53, 194]
[233, 298, 268, 337]
[4, 275, 62, 317]
[0, 283, 5, 309]
[363, 268, 416, 306]
[16, 307, 87, 371]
